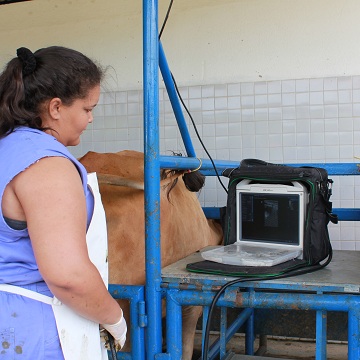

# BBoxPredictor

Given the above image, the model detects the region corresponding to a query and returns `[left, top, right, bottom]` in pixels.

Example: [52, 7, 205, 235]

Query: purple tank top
[0, 127, 94, 285]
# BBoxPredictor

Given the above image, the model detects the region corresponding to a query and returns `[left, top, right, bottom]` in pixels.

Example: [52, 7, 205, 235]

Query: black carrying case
[187, 159, 338, 277]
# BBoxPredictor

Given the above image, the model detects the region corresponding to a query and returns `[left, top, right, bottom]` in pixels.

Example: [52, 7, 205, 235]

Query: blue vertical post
[143, 0, 162, 359]
[315, 309, 327, 360]
[348, 308, 360, 360]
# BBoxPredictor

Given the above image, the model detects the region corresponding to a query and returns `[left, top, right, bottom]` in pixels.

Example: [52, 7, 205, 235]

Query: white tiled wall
[69, 75, 360, 251]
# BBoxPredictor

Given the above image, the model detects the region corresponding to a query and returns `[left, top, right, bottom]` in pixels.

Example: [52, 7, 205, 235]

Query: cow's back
[78, 150, 223, 286]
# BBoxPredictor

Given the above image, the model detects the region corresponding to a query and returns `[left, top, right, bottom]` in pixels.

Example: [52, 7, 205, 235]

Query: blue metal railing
[135, 2, 360, 360]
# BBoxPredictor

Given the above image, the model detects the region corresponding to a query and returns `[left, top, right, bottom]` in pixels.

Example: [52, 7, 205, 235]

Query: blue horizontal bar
[169, 288, 360, 312]
[203, 207, 360, 221]
[159, 155, 360, 176]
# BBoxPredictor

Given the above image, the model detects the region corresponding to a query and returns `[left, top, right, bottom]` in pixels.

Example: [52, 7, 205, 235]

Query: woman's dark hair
[0, 46, 104, 138]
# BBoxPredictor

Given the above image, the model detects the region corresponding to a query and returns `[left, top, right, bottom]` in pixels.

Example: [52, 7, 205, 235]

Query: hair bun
[16, 47, 37, 76]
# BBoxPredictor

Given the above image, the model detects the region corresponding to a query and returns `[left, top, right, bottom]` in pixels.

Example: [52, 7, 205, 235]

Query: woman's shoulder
[0, 127, 87, 184]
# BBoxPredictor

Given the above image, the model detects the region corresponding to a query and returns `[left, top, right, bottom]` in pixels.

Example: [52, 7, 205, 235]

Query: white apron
[0, 172, 109, 360]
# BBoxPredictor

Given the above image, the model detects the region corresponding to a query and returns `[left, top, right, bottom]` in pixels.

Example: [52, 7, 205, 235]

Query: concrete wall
[1, 0, 360, 89]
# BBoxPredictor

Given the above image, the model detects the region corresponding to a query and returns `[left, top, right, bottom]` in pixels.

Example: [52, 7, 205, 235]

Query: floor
[193, 332, 348, 360]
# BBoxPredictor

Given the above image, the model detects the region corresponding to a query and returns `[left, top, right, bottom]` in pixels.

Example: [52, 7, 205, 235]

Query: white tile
[240, 82, 254, 95]
[353, 76, 360, 89]
[215, 84, 227, 97]
[115, 91, 127, 103]
[127, 90, 139, 103]
[104, 117, 117, 129]
[241, 136, 255, 149]
[242, 148, 256, 158]
[282, 106, 297, 120]
[228, 122, 241, 136]
[324, 145, 339, 160]
[353, 104, 360, 117]
[296, 92, 310, 106]
[189, 86, 201, 99]
[227, 109, 241, 123]
[227, 96, 240, 109]
[228, 83, 241, 96]
[104, 104, 116, 116]
[269, 134, 282, 147]
[309, 105, 325, 119]
[202, 85, 215, 98]
[310, 146, 325, 160]
[283, 120, 296, 134]
[241, 109, 255, 122]
[283, 133, 296, 146]
[353, 89, 360, 103]
[296, 106, 310, 119]
[310, 78, 324, 91]
[255, 147, 270, 159]
[338, 117, 353, 131]
[310, 132, 325, 146]
[339, 131, 353, 145]
[339, 145, 354, 159]
[255, 94, 268, 107]
[324, 132, 339, 146]
[202, 111, 216, 124]
[296, 79, 310, 92]
[296, 133, 310, 146]
[103, 92, 116, 105]
[296, 146, 310, 162]
[296, 118, 310, 132]
[241, 121, 255, 135]
[116, 128, 128, 141]
[269, 147, 283, 162]
[310, 91, 324, 105]
[214, 110, 229, 123]
[254, 82, 267, 94]
[241, 95, 254, 108]
[268, 120, 282, 134]
[268, 94, 282, 107]
[282, 93, 296, 106]
[256, 134, 269, 147]
[324, 90, 338, 104]
[268, 107, 282, 120]
[254, 108, 268, 121]
[282, 80, 295, 93]
[267, 81, 281, 94]
[324, 105, 338, 118]
[202, 124, 215, 137]
[215, 148, 230, 160]
[323, 77, 337, 91]
[189, 99, 202, 111]
[228, 136, 242, 149]
[216, 123, 228, 136]
[341, 242, 355, 250]
[215, 97, 227, 110]
[339, 90, 352, 103]
[255, 121, 269, 134]
[202, 98, 215, 111]
[92, 142, 106, 153]
[282, 147, 297, 162]
[93, 117, 104, 129]
[338, 76, 352, 90]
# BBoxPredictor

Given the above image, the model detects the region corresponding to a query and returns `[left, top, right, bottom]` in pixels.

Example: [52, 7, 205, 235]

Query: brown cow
[78, 150, 223, 359]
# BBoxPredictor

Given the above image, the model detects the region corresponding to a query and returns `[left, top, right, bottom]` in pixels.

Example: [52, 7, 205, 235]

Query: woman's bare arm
[11, 156, 122, 324]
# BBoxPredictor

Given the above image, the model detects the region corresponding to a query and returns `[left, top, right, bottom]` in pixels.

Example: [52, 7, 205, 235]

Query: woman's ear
[48, 98, 62, 120]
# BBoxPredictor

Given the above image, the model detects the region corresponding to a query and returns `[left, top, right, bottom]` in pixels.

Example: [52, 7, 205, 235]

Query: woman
[0, 46, 126, 359]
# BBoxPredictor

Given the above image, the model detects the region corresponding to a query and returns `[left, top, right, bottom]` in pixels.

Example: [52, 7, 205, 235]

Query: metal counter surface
[161, 248, 360, 294]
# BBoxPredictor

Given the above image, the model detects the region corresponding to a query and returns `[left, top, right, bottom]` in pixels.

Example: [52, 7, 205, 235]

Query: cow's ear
[48, 98, 62, 120]
[183, 171, 205, 192]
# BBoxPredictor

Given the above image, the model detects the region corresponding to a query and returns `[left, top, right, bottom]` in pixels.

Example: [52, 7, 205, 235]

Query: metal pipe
[159, 42, 196, 158]
[143, 0, 162, 358]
